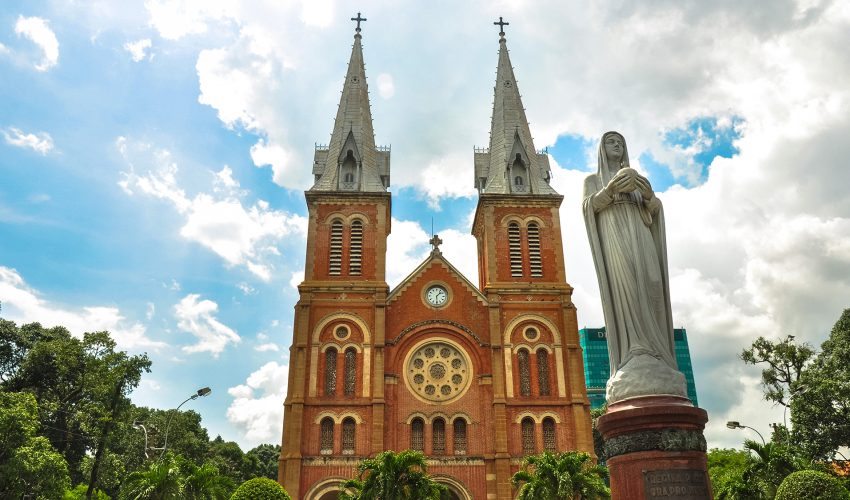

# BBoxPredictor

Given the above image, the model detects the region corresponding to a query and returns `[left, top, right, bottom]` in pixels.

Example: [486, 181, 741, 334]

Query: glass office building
[579, 327, 699, 409]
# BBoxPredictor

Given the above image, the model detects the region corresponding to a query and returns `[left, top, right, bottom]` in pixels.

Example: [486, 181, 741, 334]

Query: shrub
[230, 477, 291, 500]
[775, 470, 849, 500]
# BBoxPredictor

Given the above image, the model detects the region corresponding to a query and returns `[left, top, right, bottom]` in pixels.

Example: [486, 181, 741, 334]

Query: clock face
[426, 285, 448, 307]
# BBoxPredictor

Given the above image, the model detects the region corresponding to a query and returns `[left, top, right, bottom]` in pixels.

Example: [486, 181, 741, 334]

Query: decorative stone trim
[603, 428, 707, 459]
[388, 319, 488, 347]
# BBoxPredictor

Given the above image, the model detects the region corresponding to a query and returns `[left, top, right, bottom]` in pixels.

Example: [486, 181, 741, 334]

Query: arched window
[521, 417, 536, 455]
[527, 222, 542, 277]
[512, 154, 528, 193]
[329, 219, 343, 276]
[342, 417, 356, 455]
[537, 349, 551, 396]
[518, 349, 531, 397]
[453, 419, 467, 455]
[542, 417, 556, 452]
[349, 219, 363, 275]
[508, 222, 523, 277]
[340, 150, 357, 190]
[432, 418, 446, 455]
[324, 348, 338, 396]
[344, 347, 357, 396]
[411, 418, 424, 451]
[320, 417, 334, 455]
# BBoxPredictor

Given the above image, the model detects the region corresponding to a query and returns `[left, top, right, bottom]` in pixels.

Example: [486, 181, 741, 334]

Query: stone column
[597, 396, 712, 499]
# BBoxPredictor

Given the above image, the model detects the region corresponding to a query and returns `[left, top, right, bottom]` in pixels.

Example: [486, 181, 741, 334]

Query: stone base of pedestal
[597, 396, 712, 500]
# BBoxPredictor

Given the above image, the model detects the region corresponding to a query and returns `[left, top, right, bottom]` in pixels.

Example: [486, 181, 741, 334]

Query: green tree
[0, 391, 71, 499]
[741, 439, 804, 499]
[707, 448, 761, 500]
[511, 451, 610, 500]
[741, 335, 814, 409]
[792, 309, 850, 459]
[590, 406, 606, 466]
[230, 477, 291, 500]
[242, 444, 281, 480]
[339, 450, 446, 500]
[775, 470, 849, 500]
[208, 435, 246, 483]
[184, 460, 235, 499]
[121, 453, 185, 500]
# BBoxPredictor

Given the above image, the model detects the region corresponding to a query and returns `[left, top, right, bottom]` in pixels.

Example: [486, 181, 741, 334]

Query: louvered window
[342, 418, 355, 455]
[344, 348, 356, 396]
[521, 418, 536, 455]
[518, 349, 531, 397]
[324, 348, 337, 396]
[433, 418, 446, 455]
[349, 220, 362, 275]
[453, 419, 467, 455]
[411, 418, 424, 451]
[543, 418, 556, 452]
[528, 222, 542, 277]
[329, 219, 343, 275]
[537, 349, 551, 396]
[320, 418, 334, 455]
[508, 222, 523, 277]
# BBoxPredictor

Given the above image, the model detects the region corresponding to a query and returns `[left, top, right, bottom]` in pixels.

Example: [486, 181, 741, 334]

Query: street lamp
[158, 387, 212, 458]
[727, 420, 766, 445]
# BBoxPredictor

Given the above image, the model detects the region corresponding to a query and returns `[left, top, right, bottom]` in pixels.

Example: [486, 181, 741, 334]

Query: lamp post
[156, 387, 212, 459]
[727, 420, 766, 445]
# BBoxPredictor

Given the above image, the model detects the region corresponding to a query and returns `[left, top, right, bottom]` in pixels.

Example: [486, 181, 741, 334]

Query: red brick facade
[279, 191, 594, 499]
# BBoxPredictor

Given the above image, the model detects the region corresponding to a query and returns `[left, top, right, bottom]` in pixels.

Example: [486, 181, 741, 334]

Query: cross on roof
[494, 16, 509, 36]
[351, 12, 367, 32]
[430, 234, 443, 252]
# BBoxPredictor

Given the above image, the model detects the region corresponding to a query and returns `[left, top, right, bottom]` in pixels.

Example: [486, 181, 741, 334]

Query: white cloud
[254, 342, 279, 352]
[288, 271, 303, 291]
[226, 361, 288, 447]
[145, 302, 156, 320]
[385, 218, 431, 287]
[117, 137, 307, 280]
[2, 127, 54, 154]
[237, 282, 255, 295]
[0, 266, 166, 351]
[0, 43, 8, 55]
[124, 38, 152, 62]
[174, 293, 240, 356]
[15, 16, 59, 71]
[144, 0, 236, 40]
[377, 73, 395, 99]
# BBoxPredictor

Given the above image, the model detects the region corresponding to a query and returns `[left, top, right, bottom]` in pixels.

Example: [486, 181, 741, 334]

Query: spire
[474, 20, 557, 195]
[312, 14, 390, 192]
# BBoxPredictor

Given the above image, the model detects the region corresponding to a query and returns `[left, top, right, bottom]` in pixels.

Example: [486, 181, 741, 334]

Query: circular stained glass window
[404, 340, 472, 404]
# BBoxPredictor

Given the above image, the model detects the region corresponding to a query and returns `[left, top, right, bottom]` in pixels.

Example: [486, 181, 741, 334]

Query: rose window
[406, 340, 471, 403]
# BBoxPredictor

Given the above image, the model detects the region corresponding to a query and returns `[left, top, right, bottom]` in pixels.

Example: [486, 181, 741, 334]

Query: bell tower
[279, 14, 391, 498]
[471, 19, 594, 497]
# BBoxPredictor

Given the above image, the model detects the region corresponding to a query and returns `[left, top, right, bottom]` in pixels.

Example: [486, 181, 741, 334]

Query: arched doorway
[434, 475, 472, 500]
[305, 477, 347, 500]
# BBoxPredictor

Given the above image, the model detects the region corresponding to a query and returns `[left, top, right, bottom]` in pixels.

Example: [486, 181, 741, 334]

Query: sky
[1, 0, 849, 453]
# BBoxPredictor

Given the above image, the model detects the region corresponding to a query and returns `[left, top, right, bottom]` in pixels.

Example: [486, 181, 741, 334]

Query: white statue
[583, 131, 687, 403]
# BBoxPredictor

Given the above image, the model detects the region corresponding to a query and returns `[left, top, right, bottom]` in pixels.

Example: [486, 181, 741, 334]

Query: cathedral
[278, 17, 594, 499]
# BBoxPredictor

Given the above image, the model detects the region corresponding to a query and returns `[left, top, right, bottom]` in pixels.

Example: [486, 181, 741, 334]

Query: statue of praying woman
[583, 131, 688, 403]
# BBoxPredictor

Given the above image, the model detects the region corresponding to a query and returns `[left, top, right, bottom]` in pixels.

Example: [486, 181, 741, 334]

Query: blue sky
[2, 1, 850, 451]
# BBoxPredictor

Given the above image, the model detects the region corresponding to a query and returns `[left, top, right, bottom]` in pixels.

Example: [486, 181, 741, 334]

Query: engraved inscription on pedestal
[643, 469, 710, 499]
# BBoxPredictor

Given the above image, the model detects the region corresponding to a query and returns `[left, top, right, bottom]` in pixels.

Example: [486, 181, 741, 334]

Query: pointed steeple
[312, 14, 390, 192]
[474, 23, 556, 195]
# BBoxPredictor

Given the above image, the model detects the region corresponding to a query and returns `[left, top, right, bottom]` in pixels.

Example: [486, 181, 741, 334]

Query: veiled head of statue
[597, 131, 630, 182]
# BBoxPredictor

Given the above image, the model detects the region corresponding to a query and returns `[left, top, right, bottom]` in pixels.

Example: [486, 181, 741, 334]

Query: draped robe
[582, 133, 678, 377]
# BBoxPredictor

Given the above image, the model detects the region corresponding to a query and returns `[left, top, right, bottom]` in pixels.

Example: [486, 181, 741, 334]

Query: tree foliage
[0, 391, 71, 499]
[792, 308, 850, 459]
[340, 450, 446, 500]
[775, 470, 849, 500]
[230, 477, 290, 500]
[121, 452, 234, 500]
[707, 448, 761, 500]
[741, 335, 814, 408]
[242, 444, 281, 481]
[511, 451, 610, 500]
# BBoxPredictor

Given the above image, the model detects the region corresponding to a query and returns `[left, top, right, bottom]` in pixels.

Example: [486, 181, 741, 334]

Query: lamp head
[196, 387, 212, 398]
[726, 421, 741, 430]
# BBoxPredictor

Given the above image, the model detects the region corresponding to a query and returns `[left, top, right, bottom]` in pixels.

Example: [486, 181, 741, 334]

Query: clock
[425, 285, 448, 307]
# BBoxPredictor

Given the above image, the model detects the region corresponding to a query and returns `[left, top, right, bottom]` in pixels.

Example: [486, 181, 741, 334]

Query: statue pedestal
[597, 396, 712, 500]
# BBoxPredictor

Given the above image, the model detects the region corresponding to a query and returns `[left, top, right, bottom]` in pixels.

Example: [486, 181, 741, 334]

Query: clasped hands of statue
[604, 167, 654, 200]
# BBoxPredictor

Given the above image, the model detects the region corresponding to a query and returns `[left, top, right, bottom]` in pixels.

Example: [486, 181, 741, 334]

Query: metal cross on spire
[351, 12, 367, 32]
[494, 16, 509, 37]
